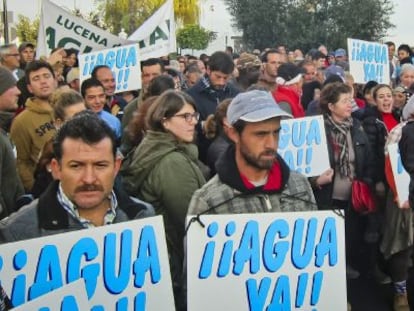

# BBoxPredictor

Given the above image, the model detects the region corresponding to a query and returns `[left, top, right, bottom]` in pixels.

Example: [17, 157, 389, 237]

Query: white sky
[7, 0, 412, 47]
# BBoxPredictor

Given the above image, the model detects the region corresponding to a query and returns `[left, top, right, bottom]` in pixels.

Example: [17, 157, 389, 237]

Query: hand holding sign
[316, 168, 334, 188]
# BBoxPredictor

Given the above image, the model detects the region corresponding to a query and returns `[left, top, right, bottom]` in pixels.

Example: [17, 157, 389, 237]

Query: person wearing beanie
[272, 62, 305, 118]
[0, 67, 24, 218]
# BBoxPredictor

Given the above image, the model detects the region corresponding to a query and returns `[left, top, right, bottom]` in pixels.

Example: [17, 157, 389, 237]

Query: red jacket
[272, 86, 305, 118]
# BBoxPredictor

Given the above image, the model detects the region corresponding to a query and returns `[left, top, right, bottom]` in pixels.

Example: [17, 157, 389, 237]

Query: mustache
[260, 149, 276, 157]
[75, 184, 104, 192]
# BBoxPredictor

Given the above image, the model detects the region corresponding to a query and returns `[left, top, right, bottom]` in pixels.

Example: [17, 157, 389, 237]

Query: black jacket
[362, 107, 399, 183]
[312, 118, 375, 209]
[399, 121, 414, 209]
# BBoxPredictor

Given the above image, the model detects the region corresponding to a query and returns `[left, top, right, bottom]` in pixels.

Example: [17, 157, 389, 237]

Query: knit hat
[237, 53, 261, 71]
[227, 90, 292, 125]
[0, 67, 16, 95]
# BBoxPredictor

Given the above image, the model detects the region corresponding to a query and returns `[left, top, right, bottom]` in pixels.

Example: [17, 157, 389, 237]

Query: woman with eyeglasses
[120, 90, 205, 310]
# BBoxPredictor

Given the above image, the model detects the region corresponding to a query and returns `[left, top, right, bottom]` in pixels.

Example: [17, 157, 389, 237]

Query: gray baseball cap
[227, 90, 292, 125]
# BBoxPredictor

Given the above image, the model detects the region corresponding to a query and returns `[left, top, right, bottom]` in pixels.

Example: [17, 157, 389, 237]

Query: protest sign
[37, 0, 129, 57]
[11, 279, 90, 311]
[78, 44, 141, 93]
[0, 216, 174, 310]
[387, 143, 409, 206]
[278, 115, 330, 177]
[187, 211, 347, 311]
[347, 38, 390, 84]
[128, 0, 176, 60]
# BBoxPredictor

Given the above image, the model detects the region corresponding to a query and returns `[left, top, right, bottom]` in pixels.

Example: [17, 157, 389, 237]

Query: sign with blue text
[11, 279, 90, 311]
[388, 143, 409, 206]
[37, 0, 129, 57]
[187, 211, 347, 311]
[78, 44, 141, 93]
[347, 38, 390, 84]
[278, 116, 330, 177]
[0, 216, 174, 310]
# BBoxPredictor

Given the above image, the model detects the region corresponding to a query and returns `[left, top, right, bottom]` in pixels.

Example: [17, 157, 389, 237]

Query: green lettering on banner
[149, 26, 168, 45]
[45, 27, 56, 50]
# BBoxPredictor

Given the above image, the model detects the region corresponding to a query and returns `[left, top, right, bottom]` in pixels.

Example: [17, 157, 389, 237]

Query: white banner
[187, 211, 347, 311]
[78, 44, 142, 93]
[37, 0, 129, 57]
[11, 279, 90, 310]
[347, 38, 390, 84]
[0, 216, 174, 310]
[388, 143, 410, 206]
[128, 0, 176, 60]
[278, 115, 330, 177]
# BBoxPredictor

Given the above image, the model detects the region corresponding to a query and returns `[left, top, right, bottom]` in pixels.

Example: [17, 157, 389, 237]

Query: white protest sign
[78, 44, 141, 93]
[37, 0, 129, 57]
[187, 211, 347, 311]
[278, 115, 330, 177]
[0, 216, 174, 310]
[347, 38, 390, 84]
[11, 279, 90, 311]
[388, 143, 409, 206]
[128, 0, 176, 60]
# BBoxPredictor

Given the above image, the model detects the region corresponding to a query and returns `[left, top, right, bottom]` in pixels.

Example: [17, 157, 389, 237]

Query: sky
[7, 0, 413, 47]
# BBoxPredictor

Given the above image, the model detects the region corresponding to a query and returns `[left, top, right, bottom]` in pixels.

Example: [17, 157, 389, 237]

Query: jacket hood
[121, 130, 198, 192]
[215, 144, 291, 194]
[25, 97, 54, 114]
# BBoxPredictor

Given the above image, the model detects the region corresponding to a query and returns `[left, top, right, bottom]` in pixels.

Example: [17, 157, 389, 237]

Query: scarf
[325, 114, 353, 178]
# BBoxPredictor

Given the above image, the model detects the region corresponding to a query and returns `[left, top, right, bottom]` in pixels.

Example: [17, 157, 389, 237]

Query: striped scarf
[325, 114, 353, 178]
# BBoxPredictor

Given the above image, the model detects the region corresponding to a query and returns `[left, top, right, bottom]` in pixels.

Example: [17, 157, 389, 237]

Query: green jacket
[121, 130, 206, 284]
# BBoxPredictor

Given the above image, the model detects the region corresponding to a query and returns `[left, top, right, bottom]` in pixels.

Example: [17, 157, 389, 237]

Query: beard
[240, 144, 276, 170]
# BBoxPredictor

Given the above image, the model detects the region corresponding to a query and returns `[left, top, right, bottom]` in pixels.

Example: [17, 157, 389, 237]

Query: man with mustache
[187, 90, 316, 215]
[0, 111, 153, 242]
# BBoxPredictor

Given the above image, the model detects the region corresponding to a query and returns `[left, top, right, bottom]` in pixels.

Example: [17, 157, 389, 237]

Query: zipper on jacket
[263, 195, 272, 211]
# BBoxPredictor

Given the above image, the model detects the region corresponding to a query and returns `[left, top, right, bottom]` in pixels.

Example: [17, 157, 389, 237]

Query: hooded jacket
[121, 130, 206, 289]
[188, 144, 316, 216]
[10, 98, 55, 191]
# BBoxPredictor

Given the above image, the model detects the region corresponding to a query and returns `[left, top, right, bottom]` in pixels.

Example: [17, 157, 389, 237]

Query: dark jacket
[186, 75, 239, 163]
[399, 121, 414, 209]
[362, 108, 399, 183]
[0, 181, 154, 243]
[0, 112, 24, 218]
[312, 117, 375, 209]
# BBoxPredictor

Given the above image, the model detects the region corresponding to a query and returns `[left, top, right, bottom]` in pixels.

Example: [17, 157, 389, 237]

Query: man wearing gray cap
[0, 67, 24, 217]
[187, 90, 316, 215]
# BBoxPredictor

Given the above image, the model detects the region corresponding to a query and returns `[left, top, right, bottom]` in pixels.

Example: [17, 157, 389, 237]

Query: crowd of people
[0, 39, 413, 311]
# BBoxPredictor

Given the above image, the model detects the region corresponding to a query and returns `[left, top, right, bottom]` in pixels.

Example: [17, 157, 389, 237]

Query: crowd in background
[0, 39, 414, 311]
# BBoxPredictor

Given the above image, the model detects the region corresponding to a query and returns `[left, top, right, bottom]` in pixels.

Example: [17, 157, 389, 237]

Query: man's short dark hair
[90, 65, 111, 79]
[25, 61, 55, 85]
[208, 51, 235, 74]
[81, 78, 104, 98]
[261, 49, 279, 63]
[184, 62, 202, 75]
[140, 58, 165, 72]
[311, 50, 326, 61]
[53, 110, 117, 161]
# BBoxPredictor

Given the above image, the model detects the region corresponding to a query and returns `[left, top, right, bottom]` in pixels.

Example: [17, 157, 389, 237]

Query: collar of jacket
[215, 144, 291, 194]
[37, 180, 149, 230]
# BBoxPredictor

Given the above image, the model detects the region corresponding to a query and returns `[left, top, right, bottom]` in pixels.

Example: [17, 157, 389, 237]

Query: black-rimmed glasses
[172, 112, 200, 122]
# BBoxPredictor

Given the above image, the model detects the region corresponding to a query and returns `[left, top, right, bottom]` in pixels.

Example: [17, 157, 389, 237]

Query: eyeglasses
[172, 112, 200, 122]
[5, 53, 19, 57]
